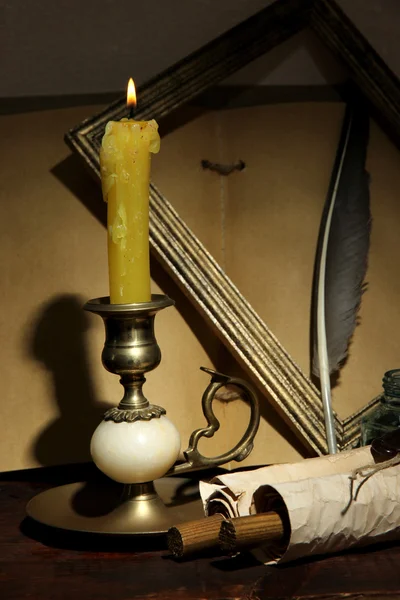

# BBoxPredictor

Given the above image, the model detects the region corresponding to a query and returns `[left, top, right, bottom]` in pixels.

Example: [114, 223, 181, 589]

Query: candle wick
[129, 105, 135, 119]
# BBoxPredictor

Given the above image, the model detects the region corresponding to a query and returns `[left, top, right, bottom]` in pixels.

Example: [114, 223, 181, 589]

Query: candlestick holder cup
[27, 294, 260, 535]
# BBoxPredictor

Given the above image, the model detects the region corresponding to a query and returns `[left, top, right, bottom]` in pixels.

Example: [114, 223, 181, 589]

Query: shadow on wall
[27, 294, 109, 466]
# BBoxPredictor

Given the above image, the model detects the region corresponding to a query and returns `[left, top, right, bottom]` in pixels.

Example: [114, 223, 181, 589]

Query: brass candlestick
[27, 294, 260, 535]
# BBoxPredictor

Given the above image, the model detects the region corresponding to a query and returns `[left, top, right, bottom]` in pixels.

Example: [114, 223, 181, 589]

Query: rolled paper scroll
[200, 446, 400, 564]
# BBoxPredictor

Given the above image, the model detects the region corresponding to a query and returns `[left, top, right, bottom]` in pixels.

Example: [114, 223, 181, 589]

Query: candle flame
[127, 78, 137, 108]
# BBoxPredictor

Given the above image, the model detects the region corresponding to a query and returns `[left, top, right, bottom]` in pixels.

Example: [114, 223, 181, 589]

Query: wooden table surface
[1, 467, 400, 600]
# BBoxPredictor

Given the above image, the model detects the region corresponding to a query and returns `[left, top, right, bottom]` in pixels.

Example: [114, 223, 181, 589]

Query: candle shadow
[51, 154, 107, 225]
[27, 294, 109, 466]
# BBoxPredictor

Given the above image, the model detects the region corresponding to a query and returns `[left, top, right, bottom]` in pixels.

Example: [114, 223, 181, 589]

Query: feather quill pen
[312, 102, 371, 454]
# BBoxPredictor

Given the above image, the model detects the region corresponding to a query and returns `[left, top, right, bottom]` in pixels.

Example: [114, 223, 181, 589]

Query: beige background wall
[2, 97, 399, 472]
[0, 104, 307, 473]
[1, 2, 400, 472]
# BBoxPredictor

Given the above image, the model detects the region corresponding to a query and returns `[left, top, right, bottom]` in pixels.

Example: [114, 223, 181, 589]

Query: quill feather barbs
[312, 103, 371, 453]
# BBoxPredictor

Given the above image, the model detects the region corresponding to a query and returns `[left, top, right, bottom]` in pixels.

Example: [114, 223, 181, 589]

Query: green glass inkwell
[361, 369, 400, 446]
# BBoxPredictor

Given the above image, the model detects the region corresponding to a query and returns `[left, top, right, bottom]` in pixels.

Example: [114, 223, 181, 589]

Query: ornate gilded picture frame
[66, 0, 400, 455]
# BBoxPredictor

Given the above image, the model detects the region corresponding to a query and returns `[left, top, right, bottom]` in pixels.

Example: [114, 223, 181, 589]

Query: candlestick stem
[118, 374, 148, 410]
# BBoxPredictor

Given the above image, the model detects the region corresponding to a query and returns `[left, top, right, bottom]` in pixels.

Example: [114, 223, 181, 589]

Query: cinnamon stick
[219, 512, 284, 553]
[167, 512, 286, 558]
[167, 513, 225, 558]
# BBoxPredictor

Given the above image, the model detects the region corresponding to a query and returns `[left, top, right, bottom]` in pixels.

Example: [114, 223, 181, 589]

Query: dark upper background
[1, 0, 399, 101]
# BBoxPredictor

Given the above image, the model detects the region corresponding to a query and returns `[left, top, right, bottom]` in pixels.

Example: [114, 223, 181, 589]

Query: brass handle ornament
[170, 367, 260, 475]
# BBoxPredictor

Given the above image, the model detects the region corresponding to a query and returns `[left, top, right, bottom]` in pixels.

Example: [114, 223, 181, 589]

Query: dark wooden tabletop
[1, 467, 400, 600]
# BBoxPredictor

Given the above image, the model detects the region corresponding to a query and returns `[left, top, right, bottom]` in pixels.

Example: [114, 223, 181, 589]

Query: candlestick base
[26, 293, 260, 538]
[26, 476, 203, 535]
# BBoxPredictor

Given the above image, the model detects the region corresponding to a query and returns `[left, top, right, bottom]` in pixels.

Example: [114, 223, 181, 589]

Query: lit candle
[100, 78, 160, 303]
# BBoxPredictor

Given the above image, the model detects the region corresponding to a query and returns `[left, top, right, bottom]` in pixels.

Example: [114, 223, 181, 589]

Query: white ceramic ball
[90, 416, 181, 484]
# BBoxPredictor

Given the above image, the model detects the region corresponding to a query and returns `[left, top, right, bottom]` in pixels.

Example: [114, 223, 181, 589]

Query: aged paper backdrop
[1, 101, 399, 471]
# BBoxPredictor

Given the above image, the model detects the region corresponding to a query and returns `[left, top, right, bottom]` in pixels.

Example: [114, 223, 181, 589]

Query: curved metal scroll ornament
[170, 367, 260, 475]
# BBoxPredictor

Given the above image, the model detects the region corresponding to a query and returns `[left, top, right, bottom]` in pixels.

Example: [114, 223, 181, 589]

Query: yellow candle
[100, 79, 160, 303]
